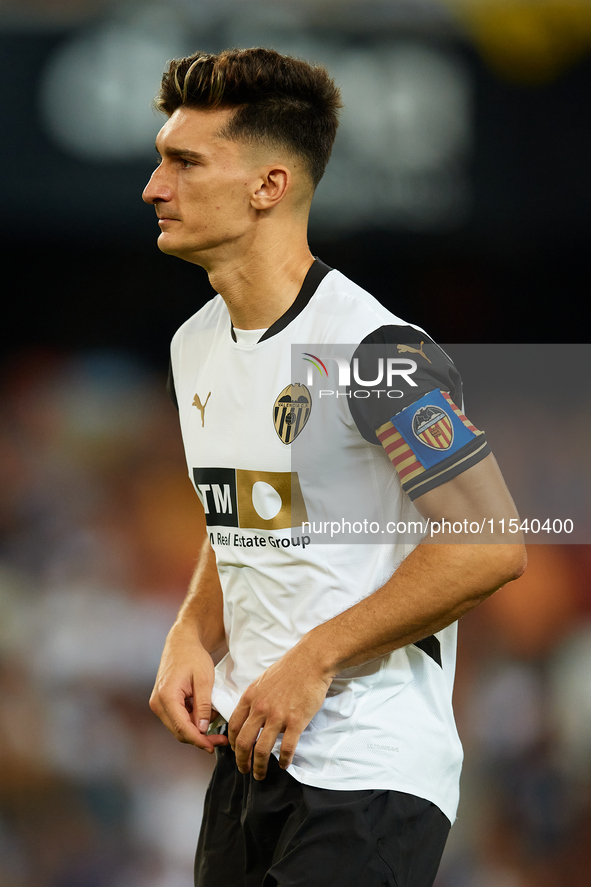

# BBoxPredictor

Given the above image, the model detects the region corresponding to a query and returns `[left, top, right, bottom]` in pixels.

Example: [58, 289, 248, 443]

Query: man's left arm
[228, 452, 527, 780]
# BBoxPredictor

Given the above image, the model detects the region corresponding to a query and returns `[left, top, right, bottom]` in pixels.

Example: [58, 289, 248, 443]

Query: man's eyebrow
[154, 145, 208, 162]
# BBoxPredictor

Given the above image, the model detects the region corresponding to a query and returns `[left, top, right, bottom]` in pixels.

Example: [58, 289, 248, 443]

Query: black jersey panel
[348, 326, 463, 445]
[348, 326, 489, 498]
[167, 360, 179, 411]
[413, 636, 442, 668]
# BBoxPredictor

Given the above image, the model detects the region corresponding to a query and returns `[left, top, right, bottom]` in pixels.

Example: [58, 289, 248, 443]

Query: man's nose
[142, 166, 171, 205]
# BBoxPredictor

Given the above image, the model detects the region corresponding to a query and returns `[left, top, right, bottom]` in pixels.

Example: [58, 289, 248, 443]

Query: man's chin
[157, 234, 210, 266]
[157, 235, 188, 260]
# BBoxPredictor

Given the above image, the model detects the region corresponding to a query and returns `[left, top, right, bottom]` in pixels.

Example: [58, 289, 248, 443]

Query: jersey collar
[230, 258, 333, 344]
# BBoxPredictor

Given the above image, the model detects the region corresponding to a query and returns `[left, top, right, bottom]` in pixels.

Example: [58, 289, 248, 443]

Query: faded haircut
[155, 47, 342, 188]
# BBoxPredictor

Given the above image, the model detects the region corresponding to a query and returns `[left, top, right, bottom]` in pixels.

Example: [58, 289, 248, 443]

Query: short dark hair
[155, 47, 342, 188]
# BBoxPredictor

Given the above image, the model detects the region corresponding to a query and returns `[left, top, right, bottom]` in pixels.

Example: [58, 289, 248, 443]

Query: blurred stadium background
[1, 0, 590, 885]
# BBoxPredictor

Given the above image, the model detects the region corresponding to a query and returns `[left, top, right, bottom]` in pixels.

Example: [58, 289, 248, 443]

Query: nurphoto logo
[301, 351, 418, 399]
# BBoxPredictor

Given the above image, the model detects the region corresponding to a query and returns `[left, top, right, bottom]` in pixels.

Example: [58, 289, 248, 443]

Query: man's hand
[229, 455, 526, 779]
[228, 642, 333, 780]
[149, 621, 229, 753]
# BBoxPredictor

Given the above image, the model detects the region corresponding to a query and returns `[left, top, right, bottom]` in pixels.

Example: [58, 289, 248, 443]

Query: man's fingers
[151, 689, 221, 752]
[251, 726, 281, 780]
[193, 698, 215, 735]
[228, 697, 263, 774]
[253, 723, 300, 778]
[164, 701, 206, 745]
[278, 728, 299, 770]
[245, 721, 300, 780]
[227, 657, 328, 778]
[232, 716, 267, 774]
[227, 698, 251, 750]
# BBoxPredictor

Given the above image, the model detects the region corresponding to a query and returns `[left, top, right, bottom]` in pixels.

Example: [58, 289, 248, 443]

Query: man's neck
[205, 238, 315, 331]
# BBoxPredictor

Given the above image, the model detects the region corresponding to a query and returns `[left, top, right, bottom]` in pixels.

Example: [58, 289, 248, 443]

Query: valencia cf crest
[412, 404, 453, 450]
[273, 384, 312, 445]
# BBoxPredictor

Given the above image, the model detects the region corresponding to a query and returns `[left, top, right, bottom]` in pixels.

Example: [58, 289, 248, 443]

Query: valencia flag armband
[376, 389, 490, 500]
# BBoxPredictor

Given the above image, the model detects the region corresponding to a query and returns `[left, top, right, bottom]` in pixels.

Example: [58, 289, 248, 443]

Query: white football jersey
[169, 260, 489, 823]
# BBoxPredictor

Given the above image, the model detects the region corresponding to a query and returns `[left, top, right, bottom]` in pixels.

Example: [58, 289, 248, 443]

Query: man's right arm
[149, 535, 229, 753]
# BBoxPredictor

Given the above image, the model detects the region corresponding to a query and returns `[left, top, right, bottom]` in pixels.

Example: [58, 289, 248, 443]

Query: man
[144, 48, 526, 887]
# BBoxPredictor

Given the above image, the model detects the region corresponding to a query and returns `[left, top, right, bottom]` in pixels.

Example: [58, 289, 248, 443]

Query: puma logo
[397, 341, 431, 364]
[192, 392, 211, 427]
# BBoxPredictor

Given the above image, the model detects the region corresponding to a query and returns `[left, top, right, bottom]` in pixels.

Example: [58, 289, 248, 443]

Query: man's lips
[157, 215, 181, 223]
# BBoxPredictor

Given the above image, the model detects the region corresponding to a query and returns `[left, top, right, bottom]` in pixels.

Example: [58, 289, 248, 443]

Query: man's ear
[251, 166, 291, 210]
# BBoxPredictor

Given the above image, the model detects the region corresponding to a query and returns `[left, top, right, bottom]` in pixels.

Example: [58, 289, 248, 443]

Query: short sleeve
[348, 325, 490, 500]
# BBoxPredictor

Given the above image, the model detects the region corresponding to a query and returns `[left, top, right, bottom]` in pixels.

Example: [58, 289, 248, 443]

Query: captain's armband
[376, 389, 490, 500]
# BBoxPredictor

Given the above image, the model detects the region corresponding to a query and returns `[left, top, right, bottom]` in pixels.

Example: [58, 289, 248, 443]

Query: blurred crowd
[0, 347, 590, 887]
[0, 348, 213, 887]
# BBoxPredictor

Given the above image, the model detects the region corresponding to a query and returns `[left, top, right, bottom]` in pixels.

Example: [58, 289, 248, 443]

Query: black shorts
[194, 741, 450, 887]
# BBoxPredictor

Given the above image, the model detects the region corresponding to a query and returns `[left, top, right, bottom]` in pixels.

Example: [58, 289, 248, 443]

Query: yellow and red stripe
[376, 420, 425, 483]
[441, 391, 482, 436]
